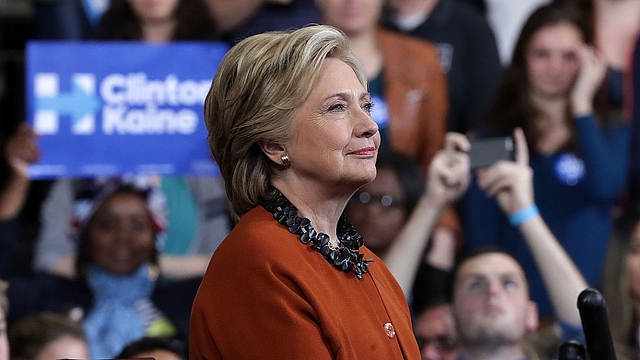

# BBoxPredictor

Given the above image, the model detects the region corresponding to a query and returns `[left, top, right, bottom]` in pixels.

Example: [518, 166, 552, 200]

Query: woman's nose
[354, 109, 378, 138]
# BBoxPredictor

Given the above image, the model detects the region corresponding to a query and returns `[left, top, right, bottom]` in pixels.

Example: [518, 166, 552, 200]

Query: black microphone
[558, 340, 587, 360]
[577, 287, 617, 360]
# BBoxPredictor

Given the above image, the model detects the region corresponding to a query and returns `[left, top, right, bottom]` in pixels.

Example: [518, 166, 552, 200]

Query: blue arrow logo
[36, 80, 102, 129]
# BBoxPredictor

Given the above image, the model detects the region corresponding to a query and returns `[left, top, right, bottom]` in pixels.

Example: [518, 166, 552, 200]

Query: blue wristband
[509, 204, 539, 226]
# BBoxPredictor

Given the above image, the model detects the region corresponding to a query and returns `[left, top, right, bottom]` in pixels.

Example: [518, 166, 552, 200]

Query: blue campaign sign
[26, 41, 229, 179]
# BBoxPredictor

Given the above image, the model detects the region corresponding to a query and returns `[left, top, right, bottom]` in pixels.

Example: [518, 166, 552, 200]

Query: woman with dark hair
[569, 0, 640, 119]
[93, 0, 219, 41]
[4, 179, 201, 359]
[461, 2, 630, 320]
[480, 2, 599, 149]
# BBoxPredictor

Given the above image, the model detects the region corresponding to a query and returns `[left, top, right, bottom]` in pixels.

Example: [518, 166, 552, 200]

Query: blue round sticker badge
[554, 152, 585, 186]
[370, 94, 389, 130]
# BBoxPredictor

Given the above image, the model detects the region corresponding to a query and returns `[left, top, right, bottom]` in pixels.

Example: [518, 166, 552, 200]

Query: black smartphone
[468, 136, 515, 170]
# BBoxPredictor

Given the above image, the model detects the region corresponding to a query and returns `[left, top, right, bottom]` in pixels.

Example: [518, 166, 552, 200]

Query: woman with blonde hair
[315, 0, 462, 302]
[189, 25, 469, 359]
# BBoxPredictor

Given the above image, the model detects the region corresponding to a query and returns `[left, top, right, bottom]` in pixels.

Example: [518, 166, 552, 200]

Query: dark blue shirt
[461, 114, 630, 318]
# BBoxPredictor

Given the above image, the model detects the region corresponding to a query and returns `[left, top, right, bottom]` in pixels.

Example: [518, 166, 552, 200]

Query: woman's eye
[628, 243, 640, 254]
[328, 103, 346, 112]
[562, 51, 578, 62]
[531, 49, 550, 59]
[131, 221, 151, 232]
[96, 221, 117, 232]
[362, 101, 374, 114]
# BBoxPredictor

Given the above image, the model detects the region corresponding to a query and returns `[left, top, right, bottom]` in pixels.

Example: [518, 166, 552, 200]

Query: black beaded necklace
[262, 191, 374, 279]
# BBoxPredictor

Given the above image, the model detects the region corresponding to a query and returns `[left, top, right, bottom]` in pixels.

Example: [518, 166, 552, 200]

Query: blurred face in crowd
[129, 349, 183, 360]
[88, 192, 156, 275]
[0, 308, 7, 360]
[280, 58, 379, 194]
[526, 22, 583, 100]
[315, 0, 383, 36]
[414, 304, 458, 360]
[130, 0, 179, 24]
[452, 253, 538, 348]
[34, 335, 89, 360]
[626, 220, 640, 302]
[346, 167, 407, 255]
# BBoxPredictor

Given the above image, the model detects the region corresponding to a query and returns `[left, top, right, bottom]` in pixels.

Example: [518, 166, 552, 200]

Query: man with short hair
[451, 250, 539, 360]
[410, 128, 587, 359]
[448, 129, 586, 360]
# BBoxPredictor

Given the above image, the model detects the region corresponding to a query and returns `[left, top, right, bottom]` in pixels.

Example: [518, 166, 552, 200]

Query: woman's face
[88, 192, 155, 275]
[283, 58, 380, 194]
[35, 336, 89, 360]
[129, 0, 179, 24]
[130, 349, 183, 360]
[316, 0, 383, 36]
[626, 221, 640, 301]
[346, 167, 407, 255]
[526, 22, 583, 99]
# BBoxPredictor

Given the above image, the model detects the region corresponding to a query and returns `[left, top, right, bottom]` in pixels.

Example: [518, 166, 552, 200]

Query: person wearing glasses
[345, 148, 463, 307]
[413, 300, 458, 360]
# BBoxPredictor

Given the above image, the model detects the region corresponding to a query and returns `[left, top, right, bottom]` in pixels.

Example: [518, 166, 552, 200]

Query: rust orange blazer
[190, 206, 421, 359]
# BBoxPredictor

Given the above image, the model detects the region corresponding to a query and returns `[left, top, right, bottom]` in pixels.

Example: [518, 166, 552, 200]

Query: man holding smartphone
[451, 128, 586, 360]
[408, 127, 588, 360]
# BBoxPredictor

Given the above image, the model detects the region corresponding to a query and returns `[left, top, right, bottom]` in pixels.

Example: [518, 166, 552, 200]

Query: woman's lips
[350, 147, 376, 156]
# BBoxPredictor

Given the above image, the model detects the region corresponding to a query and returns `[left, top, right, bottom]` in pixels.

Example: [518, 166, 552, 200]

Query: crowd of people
[1, 0, 640, 359]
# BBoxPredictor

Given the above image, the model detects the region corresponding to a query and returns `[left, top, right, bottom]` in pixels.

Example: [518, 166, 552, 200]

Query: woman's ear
[258, 140, 288, 166]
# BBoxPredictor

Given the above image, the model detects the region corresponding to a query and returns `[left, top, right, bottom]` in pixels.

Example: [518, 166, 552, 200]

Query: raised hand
[571, 44, 607, 117]
[476, 128, 534, 216]
[0, 123, 40, 219]
[425, 132, 471, 209]
[5, 123, 40, 178]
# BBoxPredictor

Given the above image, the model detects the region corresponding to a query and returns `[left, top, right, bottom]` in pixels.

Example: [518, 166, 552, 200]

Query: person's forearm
[50, 255, 77, 278]
[425, 227, 456, 271]
[0, 173, 29, 220]
[383, 195, 445, 296]
[519, 215, 587, 325]
[159, 254, 212, 279]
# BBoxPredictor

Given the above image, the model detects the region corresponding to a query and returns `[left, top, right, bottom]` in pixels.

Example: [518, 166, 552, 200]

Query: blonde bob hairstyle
[205, 25, 367, 218]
